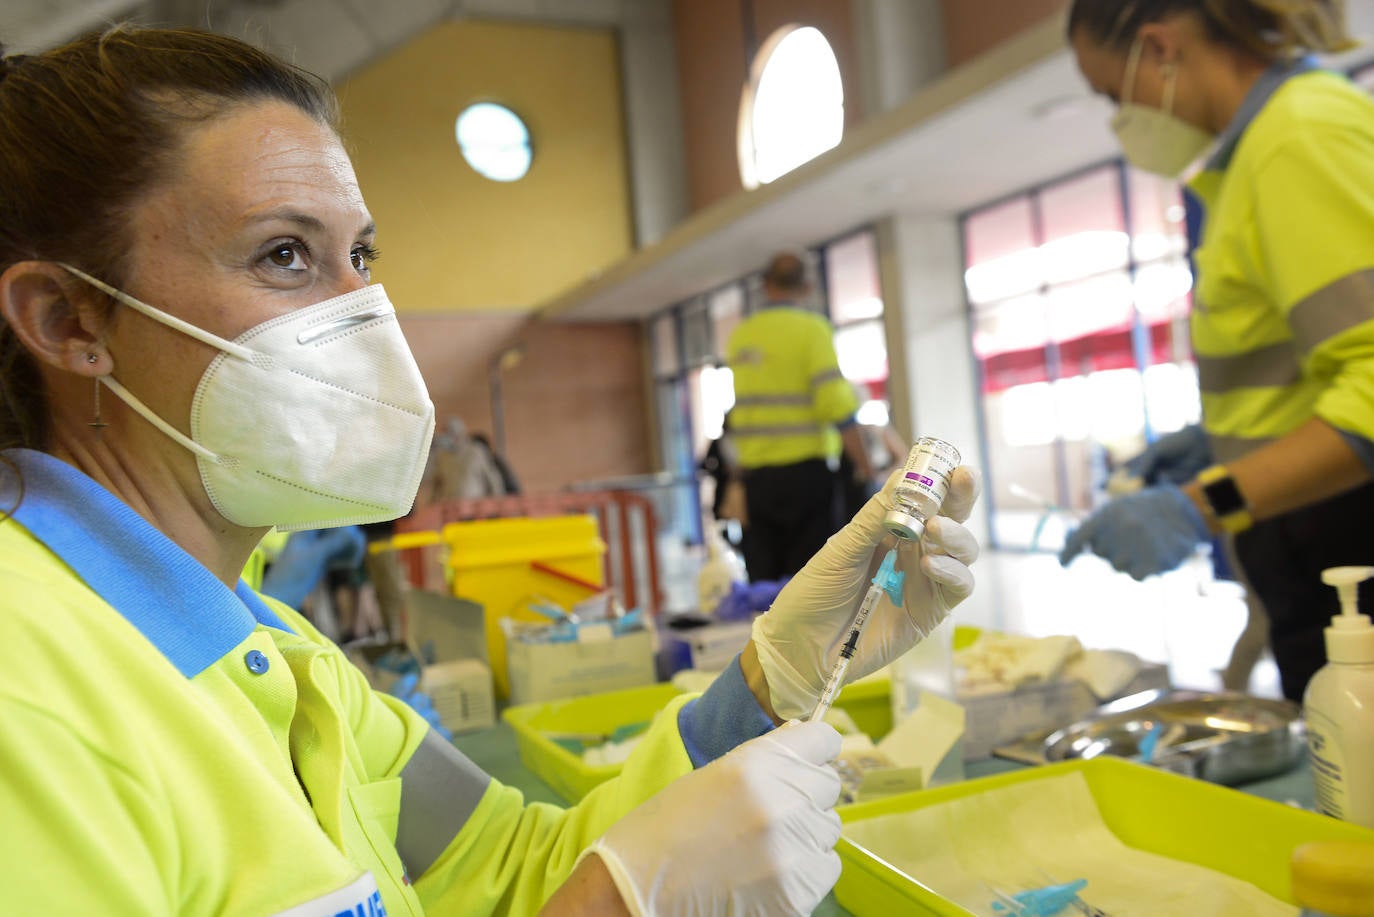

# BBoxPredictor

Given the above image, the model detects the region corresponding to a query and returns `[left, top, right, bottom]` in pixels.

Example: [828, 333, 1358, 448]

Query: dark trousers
[1233, 480, 1374, 701]
[740, 459, 842, 583]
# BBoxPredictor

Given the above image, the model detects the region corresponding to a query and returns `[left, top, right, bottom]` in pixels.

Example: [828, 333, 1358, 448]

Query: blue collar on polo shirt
[1204, 55, 1319, 172]
[2, 448, 292, 678]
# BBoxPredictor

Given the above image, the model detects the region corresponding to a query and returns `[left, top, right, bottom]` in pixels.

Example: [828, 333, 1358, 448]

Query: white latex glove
[585, 720, 843, 916]
[752, 466, 981, 720]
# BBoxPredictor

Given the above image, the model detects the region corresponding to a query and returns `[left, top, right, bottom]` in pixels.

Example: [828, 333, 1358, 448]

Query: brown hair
[1067, 0, 1356, 58]
[0, 26, 338, 454]
[762, 252, 809, 294]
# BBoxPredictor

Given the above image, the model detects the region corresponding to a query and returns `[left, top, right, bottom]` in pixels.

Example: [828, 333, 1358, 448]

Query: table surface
[453, 718, 1318, 916]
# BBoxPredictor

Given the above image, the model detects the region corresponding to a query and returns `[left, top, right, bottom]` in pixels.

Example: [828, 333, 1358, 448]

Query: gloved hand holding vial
[751, 437, 981, 722]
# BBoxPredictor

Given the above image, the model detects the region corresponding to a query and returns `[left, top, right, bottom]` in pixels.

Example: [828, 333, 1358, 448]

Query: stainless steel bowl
[1024, 691, 1305, 785]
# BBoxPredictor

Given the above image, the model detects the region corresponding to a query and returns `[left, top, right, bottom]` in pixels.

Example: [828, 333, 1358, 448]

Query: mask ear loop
[1121, 36, 1144, 107]
[97, 375, 225, 464]
[58, 263, 265, 367]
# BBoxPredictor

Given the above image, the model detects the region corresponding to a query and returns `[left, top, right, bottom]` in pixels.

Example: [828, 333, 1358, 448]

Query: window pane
[1046, 272, 1134, 346]
[709, 284, 745, 357]
[744, 26, 845, 187]
[964, 197, 1035, 269]
[835, 320, 888, 385]
[681, 299, 713, 368]
[1127, 168, 1188, 263]
[651, 313, 679, 377]
[1039, 166, 1128, 285]
[1143, 361, 1202, 436]
[1134, 258, 1193, 324]
[964, 198, 1039, 304]
[688, 365, 735, 451]
[825, 230, 884, 324]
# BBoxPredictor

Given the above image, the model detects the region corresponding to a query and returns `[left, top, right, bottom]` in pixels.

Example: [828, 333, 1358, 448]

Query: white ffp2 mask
[63, 265, 435, 530]
[1110, 38, 1213, 177]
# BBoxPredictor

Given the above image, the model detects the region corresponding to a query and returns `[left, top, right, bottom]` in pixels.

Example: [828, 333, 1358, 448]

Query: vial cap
[1291, 841, 1374, 915]
[883, 508, 925, 541]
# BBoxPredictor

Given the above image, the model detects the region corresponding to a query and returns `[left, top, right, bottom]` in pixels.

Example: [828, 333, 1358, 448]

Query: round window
[455, 103, 532, 182]
[738, 26, 845, 189]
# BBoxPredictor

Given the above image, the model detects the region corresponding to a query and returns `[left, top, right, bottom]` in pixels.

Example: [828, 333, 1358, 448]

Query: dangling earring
[87, 356, 109, 433]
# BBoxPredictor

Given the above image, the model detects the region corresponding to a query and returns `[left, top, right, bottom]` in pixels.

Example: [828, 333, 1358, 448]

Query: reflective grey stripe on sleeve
[729, 423, 826, 438]
[809, 368, 845, 388]
[1195, 341, 1301, 393]
[732, 393, 811, 407]
[396, 729, 492, 878]
[1288, 269, 1374, 353]
[1206, 433, 1276, 464]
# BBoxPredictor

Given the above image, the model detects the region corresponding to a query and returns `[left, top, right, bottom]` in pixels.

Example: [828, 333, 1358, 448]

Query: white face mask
[1110, 37, 1214, 177]
[62, 265, 436, 530]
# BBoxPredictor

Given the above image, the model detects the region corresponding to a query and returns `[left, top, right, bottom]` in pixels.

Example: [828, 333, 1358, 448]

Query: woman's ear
[0, 262, 112, 378]
[1136, 19, 1185, 68]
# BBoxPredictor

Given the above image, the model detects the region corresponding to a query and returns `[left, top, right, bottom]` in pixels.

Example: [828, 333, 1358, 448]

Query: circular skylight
[739, 26, 845, 189]
[455, 103, 532, 182]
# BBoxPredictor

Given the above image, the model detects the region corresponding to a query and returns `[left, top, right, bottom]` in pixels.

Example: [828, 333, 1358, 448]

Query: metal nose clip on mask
[61, 264, 436, 530]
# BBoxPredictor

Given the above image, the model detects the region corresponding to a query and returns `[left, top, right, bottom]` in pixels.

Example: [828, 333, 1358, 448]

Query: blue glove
[259, 526, 368, 609]
[1059, 485, 1209, 581]
[388, 671, 453, 740]
[1124, 424, 1211, 486]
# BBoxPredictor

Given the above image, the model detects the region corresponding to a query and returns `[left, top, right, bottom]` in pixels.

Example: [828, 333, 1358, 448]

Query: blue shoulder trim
[2, 449, 292, 678]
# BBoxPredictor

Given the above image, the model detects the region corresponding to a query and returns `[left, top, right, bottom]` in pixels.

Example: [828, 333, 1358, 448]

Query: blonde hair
[1069, 0, 1357, 57]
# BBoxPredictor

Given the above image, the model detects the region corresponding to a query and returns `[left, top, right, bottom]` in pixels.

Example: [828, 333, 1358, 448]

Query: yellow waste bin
[442, 515, 606, 698]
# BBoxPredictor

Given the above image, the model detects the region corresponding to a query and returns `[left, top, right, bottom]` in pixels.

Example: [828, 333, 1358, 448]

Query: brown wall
[940, 0, 1067, 68]
[672, 0, 862, 213]
[401, 316, 652, 494]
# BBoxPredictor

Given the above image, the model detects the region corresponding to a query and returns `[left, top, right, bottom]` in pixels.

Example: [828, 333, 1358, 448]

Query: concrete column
[876, 214, 988, 545]
[618, 0, 690, 246]
[850, 0, 947, 116]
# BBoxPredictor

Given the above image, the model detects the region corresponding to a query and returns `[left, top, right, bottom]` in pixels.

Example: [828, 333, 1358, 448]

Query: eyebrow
[244, 209, 376, 238]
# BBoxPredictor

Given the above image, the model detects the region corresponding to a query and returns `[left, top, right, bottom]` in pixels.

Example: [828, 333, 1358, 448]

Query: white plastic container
[696, 519, 746, 615]
[1304, 566, 1374, 830]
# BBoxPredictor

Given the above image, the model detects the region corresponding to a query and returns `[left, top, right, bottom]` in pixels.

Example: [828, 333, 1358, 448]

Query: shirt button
[244, 650, 270, 674]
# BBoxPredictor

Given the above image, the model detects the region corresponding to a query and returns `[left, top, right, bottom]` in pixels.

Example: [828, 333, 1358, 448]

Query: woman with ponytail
[1060, 1, 1374, 701]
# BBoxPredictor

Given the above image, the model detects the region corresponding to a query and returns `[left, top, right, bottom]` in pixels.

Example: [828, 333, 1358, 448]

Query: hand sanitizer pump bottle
[1304, 566, 1374, 830]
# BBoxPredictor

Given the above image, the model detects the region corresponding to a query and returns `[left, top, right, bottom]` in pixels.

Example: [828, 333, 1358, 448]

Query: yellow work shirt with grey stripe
[726, 305, 860, 469]
[1188, 70, 1374, 464]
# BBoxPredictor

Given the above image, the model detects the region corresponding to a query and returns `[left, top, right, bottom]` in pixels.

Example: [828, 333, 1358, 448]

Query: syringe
[808, 547, 905, 722]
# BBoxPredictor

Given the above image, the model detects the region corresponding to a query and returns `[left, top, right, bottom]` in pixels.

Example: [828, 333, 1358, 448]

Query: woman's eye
[266, 242, 307, 270]
[351, 244, 380, 275]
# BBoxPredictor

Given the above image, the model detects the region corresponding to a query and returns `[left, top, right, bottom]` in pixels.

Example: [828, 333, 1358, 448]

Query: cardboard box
[506, 628, 657, 706]
[682, 621, 754, 672]
[422, 657, 496, 733]
[957, 662, 1170, 760]
[348, 590, 497, 735]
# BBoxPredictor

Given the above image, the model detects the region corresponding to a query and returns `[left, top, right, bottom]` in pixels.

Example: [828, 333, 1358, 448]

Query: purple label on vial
[905, 473, 936, 487]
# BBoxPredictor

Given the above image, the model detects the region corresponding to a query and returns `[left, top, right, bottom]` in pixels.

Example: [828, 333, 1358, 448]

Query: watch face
[1203, 475, 1247, 517]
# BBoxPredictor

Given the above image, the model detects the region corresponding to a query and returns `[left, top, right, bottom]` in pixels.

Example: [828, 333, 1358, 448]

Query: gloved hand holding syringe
[808, 547, 907, 720]
[752, 437, 967, 725]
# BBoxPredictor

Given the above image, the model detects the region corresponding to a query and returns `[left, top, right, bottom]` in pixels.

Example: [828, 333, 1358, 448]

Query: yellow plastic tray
[835, 757, 1374, 916]
[834, 677, 892, 739]
[503, 683, 683, 802]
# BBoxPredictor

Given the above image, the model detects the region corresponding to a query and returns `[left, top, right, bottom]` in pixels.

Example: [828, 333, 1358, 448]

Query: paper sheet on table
[843, 772, 1297, 917]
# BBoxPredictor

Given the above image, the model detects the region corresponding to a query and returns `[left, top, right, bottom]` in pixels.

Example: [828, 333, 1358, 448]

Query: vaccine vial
[884, 437, 961, 540]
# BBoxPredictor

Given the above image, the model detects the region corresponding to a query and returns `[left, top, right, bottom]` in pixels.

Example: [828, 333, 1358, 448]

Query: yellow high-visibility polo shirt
[0, 449, 768, 915]
[1188, 64, 1374, 464]
[726, 304, 860, 469]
